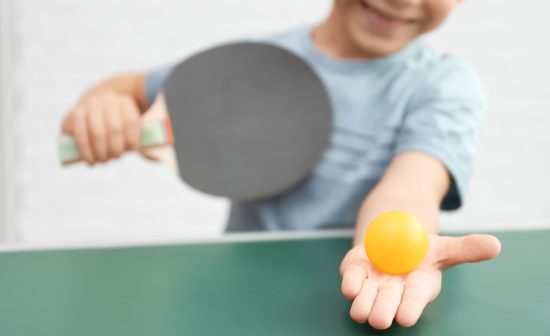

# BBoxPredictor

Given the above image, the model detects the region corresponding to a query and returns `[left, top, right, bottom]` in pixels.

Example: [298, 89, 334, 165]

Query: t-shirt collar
[300, 24, 422, 73]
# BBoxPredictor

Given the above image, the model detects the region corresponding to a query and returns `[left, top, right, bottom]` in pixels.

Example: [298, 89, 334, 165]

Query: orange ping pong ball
[364, 211, 429, 275]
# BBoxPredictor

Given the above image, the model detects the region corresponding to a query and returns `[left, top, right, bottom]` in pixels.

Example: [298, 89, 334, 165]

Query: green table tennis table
[0, 229, 548, 335]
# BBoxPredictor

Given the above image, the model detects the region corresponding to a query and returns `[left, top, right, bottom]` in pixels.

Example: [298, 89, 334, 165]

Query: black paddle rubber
[164, 42, 332, 200]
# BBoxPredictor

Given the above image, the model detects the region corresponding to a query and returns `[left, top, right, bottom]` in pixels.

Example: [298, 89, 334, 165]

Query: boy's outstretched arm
[340, 151, 501, 330]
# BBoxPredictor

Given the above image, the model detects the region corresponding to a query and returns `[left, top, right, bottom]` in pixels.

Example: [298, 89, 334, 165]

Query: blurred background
[0, 0, 549, 245]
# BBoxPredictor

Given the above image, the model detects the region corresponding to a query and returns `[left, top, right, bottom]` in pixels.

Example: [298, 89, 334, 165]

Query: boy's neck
[313, 13, 381, 60]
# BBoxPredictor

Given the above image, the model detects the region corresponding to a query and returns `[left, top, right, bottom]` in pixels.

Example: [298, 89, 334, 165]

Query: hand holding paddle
[59, 42, 333, 200]
[59, 91, 174, 168]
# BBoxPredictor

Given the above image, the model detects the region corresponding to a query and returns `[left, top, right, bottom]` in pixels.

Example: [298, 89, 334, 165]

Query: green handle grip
[58, 120, 170, 164]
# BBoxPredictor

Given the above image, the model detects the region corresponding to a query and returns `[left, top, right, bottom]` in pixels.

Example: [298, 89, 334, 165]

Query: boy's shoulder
[414, 46, 480, 80]
[408, 47, 484, 103]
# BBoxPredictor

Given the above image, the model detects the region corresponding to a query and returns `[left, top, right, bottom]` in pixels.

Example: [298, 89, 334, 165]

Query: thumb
[142, 93, 169, 122]
[139, 93, 178, 172]
[437, 234, 502, 270]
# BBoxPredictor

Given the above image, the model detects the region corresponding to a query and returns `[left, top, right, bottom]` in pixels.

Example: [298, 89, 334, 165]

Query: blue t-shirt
[145, 25, 485, 232]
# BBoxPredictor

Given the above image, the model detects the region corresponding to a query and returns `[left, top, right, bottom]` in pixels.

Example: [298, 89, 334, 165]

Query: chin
[348, 23, 406, 58]
[344, 0, 417, 58]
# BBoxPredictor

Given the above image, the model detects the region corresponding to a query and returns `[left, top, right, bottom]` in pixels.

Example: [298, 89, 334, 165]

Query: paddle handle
[57, 119, 173, 164]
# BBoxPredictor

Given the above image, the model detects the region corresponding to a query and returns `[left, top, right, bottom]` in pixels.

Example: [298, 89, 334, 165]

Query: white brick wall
[0, 0, 16, 241]
[1, 0, 549, 244]
[426, 0, 550, 231]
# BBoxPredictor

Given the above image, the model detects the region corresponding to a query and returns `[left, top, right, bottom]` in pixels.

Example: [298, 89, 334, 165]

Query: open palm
[339, 233, 501, 330]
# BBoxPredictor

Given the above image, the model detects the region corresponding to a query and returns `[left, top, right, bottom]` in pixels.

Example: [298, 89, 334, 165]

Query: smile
[358, 0, 417, 33]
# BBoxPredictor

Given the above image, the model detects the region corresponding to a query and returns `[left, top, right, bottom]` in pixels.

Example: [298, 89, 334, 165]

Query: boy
[61, 0, 502, 330]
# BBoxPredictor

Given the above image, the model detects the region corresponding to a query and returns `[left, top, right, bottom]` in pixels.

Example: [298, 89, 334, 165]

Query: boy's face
[332, 0, 460, 57]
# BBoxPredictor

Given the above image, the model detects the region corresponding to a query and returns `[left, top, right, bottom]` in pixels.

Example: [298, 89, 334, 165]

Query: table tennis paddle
[58, 42, 333, 200]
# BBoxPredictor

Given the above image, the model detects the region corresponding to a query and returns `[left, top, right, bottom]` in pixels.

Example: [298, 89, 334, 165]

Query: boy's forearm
[80, 73, 148, 112]
[352, 152, 451, 246]
[353, 185, 440, 245]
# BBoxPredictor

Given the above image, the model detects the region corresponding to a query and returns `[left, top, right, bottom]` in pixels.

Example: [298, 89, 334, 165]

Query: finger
[104, 96, 125, 158]
[86, 99, 108, 163]
[438, 234, 502, 270]
[61, 113, 73, 134]
[70, 107, 94, 165]
[120, 96, 141, 151]
[349, 278, 379, 323]
[341, 265, 367, 300]
[395, 282, 433, 327]
[367, 279, 404, 330]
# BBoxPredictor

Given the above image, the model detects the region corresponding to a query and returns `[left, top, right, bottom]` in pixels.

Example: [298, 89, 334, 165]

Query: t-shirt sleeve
[144, 64, 176, 106]
[394, 58, 486, 210]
